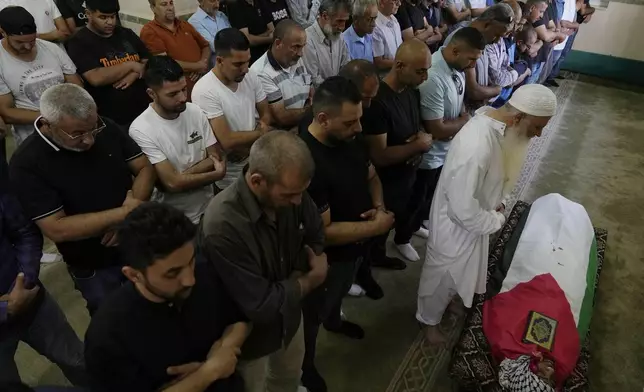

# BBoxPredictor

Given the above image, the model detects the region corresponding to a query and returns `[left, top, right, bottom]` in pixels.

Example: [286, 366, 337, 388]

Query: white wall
[572, 2, 644, 62]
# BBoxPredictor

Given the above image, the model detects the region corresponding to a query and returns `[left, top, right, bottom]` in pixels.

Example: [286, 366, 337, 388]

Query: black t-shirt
[85, 262, 246, 392]
[66, 26, 151, 126]
[396, 1, 426, 33]
[300, 129, 373, 261]
[258, 0, 291, 25]
[361, 81, 421, 184]
[227, 0, 271, 63]
[9, 119, 142, 269]
[56, 0, 88, 27]
[532, 2, 557, 64]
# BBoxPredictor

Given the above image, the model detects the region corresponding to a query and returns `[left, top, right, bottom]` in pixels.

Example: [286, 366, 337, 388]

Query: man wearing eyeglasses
[409, 27, 484, 262]
[9, 84, 156, 316]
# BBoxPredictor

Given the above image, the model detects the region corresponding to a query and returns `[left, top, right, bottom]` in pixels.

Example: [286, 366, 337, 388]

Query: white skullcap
[508, 84, 557, 117]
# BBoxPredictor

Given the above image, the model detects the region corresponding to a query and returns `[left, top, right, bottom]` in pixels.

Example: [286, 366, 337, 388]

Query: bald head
[273, 19, 304, 43]
[272, 20, 307, 67]
[392, 39, 431, 88]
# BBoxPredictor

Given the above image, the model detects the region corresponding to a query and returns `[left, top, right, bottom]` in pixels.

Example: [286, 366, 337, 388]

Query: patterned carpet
[385, 75, 580, 392]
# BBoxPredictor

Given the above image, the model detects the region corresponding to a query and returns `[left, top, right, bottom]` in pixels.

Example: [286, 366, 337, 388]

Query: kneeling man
[85, 203, 249, 391]
[416, 84, 557, 345]
[483, 193, 596, 391]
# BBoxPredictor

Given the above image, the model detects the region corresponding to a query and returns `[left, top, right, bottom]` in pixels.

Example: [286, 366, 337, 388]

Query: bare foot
[447, 299, 466, 317]
[424, 324, 447, 347]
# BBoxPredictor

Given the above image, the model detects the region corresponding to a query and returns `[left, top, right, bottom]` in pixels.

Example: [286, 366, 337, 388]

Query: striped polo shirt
[250, 49, 312, 111]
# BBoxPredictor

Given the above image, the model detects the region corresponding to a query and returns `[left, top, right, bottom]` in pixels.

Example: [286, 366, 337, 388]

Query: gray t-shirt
[0, 39, 76, 145]
[418, 49, 465, 170]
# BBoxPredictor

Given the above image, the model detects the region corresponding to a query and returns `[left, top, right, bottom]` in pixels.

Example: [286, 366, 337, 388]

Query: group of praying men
[0, 0, 572, 390]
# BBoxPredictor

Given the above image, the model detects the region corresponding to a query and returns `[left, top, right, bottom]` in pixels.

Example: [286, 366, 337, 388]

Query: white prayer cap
[508, 84, 557, 117]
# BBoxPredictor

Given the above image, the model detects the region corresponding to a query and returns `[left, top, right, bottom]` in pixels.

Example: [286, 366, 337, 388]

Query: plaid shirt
[0, 189, 43, 324]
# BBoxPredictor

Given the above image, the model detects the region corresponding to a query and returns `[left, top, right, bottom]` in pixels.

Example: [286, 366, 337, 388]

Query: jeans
[0, 289, 89, 387]
[395, 167, 443, 244]
[526, 62, 543, 85]
[550, 31, 577, 79]
[67, 265, 124, 316]
[546, 50, 564, 82]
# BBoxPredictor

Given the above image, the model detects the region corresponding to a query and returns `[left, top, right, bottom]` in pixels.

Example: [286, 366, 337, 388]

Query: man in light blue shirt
[342, 0, 378, 62]
[188, 0, 231, 66]
[413, 27, 484, 230]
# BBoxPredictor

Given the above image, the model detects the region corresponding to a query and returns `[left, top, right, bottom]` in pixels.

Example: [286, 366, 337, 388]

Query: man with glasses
[0, 6, 83, 146]
[342, 0, 377, 62]
[412, 27, 484, 258]
[9, 84, 156, 316]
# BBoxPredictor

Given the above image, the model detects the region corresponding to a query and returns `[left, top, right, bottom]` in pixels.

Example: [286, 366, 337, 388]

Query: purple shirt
[0, 190, 43, 323]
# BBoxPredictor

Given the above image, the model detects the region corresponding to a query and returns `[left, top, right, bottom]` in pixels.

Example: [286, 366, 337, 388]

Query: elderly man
[130, 56, 226, 224]
[372, 0, 403, 72]
[342, 0, 378, 62]
[9, 84, 156, 315]
[303, 0, 351, 87]
[198, 131, 328, 392]
[408, 27, 485, 255]
[361, 39, 432, 266]
[188, 0, 231, 66]
[251, 20, 312, 131]
[140, 0, 211, 99]
[0, 6, 82, 146]
[416, 84, 557, 345]
[192, 28, 272, 190]
[443, 3, 515, 108]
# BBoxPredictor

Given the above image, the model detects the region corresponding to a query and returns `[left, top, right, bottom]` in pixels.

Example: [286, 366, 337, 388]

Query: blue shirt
[341, 25, 374, 62]
[188, 8, 231, 66]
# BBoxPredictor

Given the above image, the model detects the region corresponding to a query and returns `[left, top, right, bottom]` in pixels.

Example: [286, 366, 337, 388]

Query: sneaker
[371, 255, 407, 270]
[357, 274, 384, 300]
[324, 320, 365, 339]
[301, 367, 327, 392]
[395, 243, 420, 262]
[555, 74, 566, 80]
[414, 227, 429, 239]
[347, 284, 365, 297]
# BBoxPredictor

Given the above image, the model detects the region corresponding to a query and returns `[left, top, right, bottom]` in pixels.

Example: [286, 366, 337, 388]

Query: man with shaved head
[361, 39, 433, 267]
[251, 20, 313, 130]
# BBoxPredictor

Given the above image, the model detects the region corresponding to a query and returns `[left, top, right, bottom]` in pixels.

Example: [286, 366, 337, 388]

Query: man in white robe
[416, 84, 557, 345]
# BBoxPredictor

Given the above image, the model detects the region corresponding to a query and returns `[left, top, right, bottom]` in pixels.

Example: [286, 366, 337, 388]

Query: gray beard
[501, 126, 531, 196]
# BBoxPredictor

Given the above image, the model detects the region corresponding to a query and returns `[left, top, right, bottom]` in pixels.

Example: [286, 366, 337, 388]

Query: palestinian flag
[482, 194, 599, 389]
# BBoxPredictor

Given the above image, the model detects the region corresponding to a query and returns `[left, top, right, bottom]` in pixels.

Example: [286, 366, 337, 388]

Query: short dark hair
[524, 0, 547, 9]
[215, 28, 250, 57]
[86, 0, 120, 13]
[273, 19, 303, 44]
[449, 27, 486, 51]
[117, 203, 196, 271]
[144, 55, 184, 88]
[312, 76, 362, 116]
[517, 24, 537, 43]
[338, 60, 378, 93]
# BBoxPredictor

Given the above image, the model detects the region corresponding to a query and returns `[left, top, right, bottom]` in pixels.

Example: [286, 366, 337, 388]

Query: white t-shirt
[373, 12, 403, 62]
[191, 70, 266, 189]
[0, 0, 62, 34]
[0, 38, 76, 145]
[554, 0, 577, 50]
[129, 103, 218, 223]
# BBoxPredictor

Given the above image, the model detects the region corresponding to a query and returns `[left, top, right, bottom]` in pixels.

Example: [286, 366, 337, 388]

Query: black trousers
[302, 254, 364, 370]
[394, 166, 443, 244]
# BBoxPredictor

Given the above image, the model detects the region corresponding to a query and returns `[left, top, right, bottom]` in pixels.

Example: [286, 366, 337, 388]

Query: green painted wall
[562, 50, 644, 86]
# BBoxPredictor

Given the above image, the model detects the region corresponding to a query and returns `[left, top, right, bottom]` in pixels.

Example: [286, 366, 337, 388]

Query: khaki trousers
[238, 319, 305, 392]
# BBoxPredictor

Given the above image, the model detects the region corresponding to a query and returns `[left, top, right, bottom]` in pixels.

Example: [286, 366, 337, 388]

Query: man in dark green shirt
[198, 131, 328, 392]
